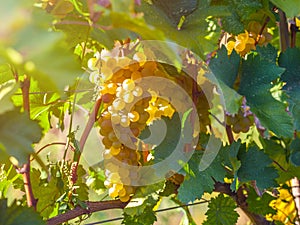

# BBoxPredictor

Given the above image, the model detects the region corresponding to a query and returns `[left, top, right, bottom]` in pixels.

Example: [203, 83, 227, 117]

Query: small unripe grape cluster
[247, 21, 272, 46]
[226, 108, 254, 133]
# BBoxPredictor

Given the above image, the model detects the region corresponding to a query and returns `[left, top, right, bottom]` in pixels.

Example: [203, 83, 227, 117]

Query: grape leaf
[31, 168, 60, 218]
[209, 47, 240, 87]
[136, 1, 225, 57]
[290, 137, 300, 167]
[123, 195, 158, 225]
[247, 186, 276, 215]
[0, 80, 19, 115]
[237, 145, 278, 189]
[221, 11, 245, 35]
[0, 109, 42, 165]
[278, 48, 300, 130]
[221, 141, 242, 190]
[261, 137, 300, 183]
[54, 16, 91, 48]
[270, 0, 300, 17]
[238, 54, 293, 137]
[151, 0, 198, 26]
[177, 146, 226, 203]
[87, 167, 106, 191]
[256, 44, 278, 64]
[208, 47, 242, 114]
[152, 113, 182, 175]
[203, 194, 238, 225]
[5, 7, 82, 92]
[0, 64, 14, 84]
[220, 0, 262, 35]
[0, 199, 44, 225]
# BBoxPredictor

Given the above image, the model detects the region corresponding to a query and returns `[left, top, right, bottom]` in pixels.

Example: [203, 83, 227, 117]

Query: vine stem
[71, 97, 102, 184]
[214, 182, 274, 225]
[18, 75, 37, 209]
[32, 142, 73, 159]
[255, 16, 270, 45]
[46, 200, 127, 225]
[225, 124, 234, 144]
[278, 9, 289, 51]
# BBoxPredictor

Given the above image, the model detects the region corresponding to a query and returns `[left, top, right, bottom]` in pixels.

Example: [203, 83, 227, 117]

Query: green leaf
[123, 195, 158, 225]
[208, 47, 242, 114]
[178, 145, 226, 203]
[152, 113, 182, 169]
[238, 54, 293, 137]
[29, 41, 82, 92]
[0, 80, 19, 115]
[220, 0, 263, 35]
[278, 48, 300, 130]
[222, 141, 241, 190]
[0, 199, 44, 225]
[87, 167, 106, 191]
[0, 109, 42, 165]
[31, 168, 60, 218]
[151, 0, 198, 26]
[270, 0, 300, 17]
[237, 145, 278, 189]
[209, 47, 241, 87]
[246, 186, 276, 215]
[203, 194, 238, 225]
[136, 1, 219, 56]
[110, 12, 165, 40]
[4, 7, 82, 92]
[0, 64, 14, 84]
[54, 16, 91, 48]
[289, 137, 300, 167]
[261, 137, 300, 183]
[221, 11, 245, 35]
[256, 44, 278, 64]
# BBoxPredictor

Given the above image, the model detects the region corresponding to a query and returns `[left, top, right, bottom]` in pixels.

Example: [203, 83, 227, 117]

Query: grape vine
[0, 0, 300, 225]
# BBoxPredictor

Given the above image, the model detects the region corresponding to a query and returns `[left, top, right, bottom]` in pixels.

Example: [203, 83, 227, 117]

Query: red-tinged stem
[71, 97, 102, 184]
[31, 142, 74, 161]
[278, 9, 290, 51]
[19, 75, 37, 209]
[46, 200, 127, 225]
[21, 75, 30, 113]
[291, 18, 297, 48]
[20, 159, 37, 209]
[225, 124, 234, 144]
[255, 16, 270, 45]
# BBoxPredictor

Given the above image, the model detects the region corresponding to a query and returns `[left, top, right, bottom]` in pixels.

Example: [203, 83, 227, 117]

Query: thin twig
[71, 97, 102, 184]
[31, 142, 74, 162]
[19, 75, 37, 209]
[255, 16, 270, 45]
[209, 112, 225, 127]
[81, 200, 209, 225]
[272, 160, 288, 172]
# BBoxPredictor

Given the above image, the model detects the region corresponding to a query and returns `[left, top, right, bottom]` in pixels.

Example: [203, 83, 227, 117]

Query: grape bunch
[88, 42, 213, 202]
[88, 52, 184, 201]
[225, 106, 254, 133]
